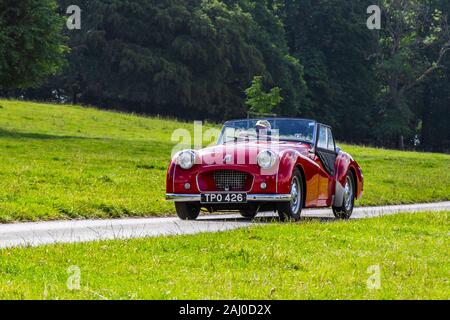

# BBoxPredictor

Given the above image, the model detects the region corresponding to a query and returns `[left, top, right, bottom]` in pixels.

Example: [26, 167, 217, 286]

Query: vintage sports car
[166, 118, 363, 221]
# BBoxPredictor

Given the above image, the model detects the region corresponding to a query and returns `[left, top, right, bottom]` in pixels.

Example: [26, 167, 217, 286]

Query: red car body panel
[166, 139, 363, 208]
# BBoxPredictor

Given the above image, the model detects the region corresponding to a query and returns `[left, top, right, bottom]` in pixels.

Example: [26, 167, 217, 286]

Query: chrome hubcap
[290, 176, 301, 213]
[343, 176, 354, 211]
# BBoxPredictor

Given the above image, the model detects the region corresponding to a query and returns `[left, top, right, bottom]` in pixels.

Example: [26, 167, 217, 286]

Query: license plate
[201, 193, 247, 204]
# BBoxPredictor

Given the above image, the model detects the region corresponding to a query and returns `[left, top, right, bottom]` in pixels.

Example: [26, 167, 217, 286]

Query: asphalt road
[0, 201, 449, 249]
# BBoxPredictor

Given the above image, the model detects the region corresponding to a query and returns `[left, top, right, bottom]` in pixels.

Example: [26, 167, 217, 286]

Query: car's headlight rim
[177, 150, 196, 170]
[257, 150, 277, 169]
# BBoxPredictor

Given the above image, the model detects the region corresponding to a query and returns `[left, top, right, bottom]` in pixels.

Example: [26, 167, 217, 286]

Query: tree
[245, 75, 282, 114]
[276, 0, 379, 142]
[27, 0, 307, 121]
[373, 0, 450, 148]
[414, 0, 450, 152]
[227, 0, 308, 116]
[0, 0, 66, 89]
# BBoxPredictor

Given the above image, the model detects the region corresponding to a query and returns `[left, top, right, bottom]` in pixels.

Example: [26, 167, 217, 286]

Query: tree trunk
[72, 90, 77, 105]
[421, 83, 432, 151]
[399, 135, 404, 150]
[389, 78, 405, 150]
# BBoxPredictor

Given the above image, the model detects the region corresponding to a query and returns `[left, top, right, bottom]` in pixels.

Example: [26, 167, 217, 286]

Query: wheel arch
[278, 151, 315, 198]
[294, 164, 307, 208]
[333, 163, 358, 208]
[348, 166, 357, 194]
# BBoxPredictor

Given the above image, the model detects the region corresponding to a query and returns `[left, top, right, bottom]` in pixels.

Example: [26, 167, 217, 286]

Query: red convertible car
[166, 118, 363, 221]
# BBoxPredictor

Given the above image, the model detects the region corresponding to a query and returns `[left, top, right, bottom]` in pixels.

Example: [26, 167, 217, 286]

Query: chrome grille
[213, 170, 248, 191]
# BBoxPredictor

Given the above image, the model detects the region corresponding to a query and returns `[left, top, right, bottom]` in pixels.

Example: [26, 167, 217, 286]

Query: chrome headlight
[177, 150, 196, 170]
[257, 150, 277, 169]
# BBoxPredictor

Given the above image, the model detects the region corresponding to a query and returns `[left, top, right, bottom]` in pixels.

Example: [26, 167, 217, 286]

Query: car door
[316, 125, 337, 175]
[315, 125, 337, 201]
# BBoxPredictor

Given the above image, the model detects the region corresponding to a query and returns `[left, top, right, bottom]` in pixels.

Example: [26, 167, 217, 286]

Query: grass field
[0, 212, 448, 299]
[0, 99, 449, 222]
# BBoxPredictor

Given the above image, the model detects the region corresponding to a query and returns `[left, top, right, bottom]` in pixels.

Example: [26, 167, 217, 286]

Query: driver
[255, 120, 271, 131]
[255, 120, 272, 138]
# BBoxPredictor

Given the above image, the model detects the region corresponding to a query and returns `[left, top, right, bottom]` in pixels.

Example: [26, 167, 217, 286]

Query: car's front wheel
[277, 169, 303, 222]
[175, 202, 200, 220]
[332, 172, 355, 219]
[239, 209, 257, 220]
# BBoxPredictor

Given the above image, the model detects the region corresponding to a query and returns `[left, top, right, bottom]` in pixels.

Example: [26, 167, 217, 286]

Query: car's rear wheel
[175, 202, 200, 220]
[277, 169, 303, 222]
[332, 172, 355, 219]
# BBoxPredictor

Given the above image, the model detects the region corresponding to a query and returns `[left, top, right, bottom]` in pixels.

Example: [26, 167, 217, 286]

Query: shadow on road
[198, 214, 336, 224]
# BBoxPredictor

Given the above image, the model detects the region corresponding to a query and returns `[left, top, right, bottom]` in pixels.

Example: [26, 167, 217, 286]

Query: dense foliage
[0, 0, 66, 88]
[276, 0, 380, 143]
[27, 0, 306, 120]
[1, 0, 449, 152]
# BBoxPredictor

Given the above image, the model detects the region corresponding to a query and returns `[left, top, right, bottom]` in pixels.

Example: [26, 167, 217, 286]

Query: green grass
[0, 99, 449, 222]
[341, 144, 450, 206]
[0, 212, 448, 300]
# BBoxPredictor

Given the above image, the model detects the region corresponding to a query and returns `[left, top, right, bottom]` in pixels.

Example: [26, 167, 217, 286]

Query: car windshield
[219, 119, 316, 144]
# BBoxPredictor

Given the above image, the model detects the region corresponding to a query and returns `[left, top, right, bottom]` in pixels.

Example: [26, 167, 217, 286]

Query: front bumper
[166, 194, 293, 202]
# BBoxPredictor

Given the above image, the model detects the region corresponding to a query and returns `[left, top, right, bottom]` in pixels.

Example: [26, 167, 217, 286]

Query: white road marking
[0, 202, 449, 249]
